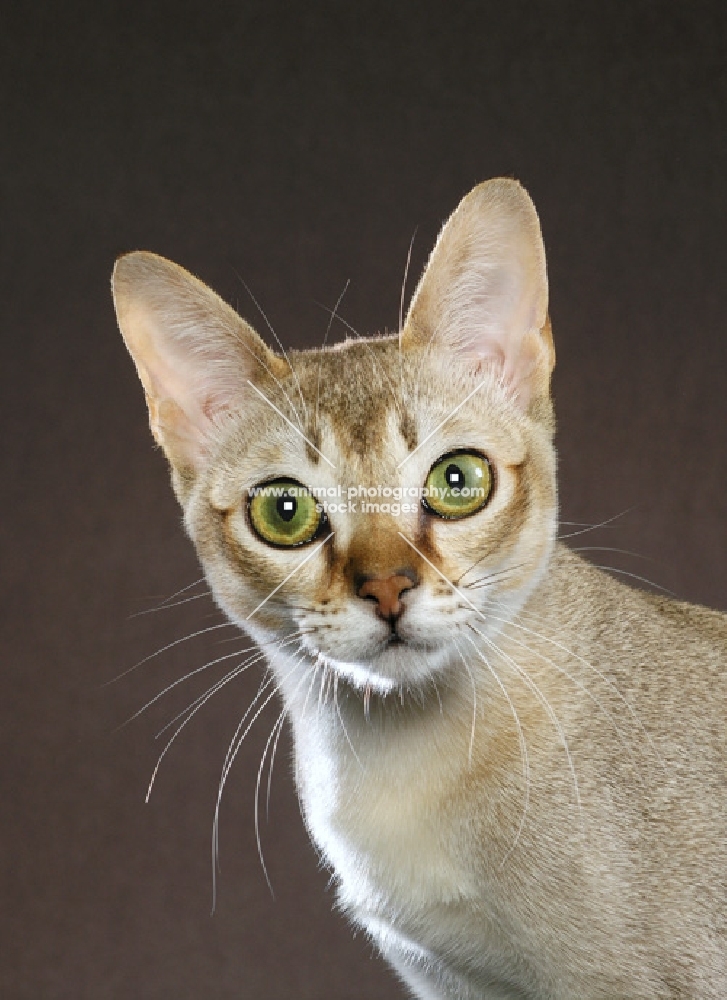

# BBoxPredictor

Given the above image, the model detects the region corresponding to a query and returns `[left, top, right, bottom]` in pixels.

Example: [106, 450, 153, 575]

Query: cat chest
[295, 733, 482, 923]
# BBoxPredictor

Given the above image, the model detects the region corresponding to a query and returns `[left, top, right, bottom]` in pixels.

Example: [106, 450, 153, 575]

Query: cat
[112, 178, 727, 999]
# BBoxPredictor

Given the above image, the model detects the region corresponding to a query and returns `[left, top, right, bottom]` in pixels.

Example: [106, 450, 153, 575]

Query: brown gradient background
[2, 2, 727, 997]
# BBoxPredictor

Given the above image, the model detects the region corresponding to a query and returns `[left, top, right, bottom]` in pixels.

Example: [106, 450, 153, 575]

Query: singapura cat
[112, 178, 727, 999]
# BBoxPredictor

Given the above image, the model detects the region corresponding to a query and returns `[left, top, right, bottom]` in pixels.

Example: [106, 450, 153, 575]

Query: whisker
[130, 591, 213, 617]
[470, 623, 585, 840]
[265, 708, 288, 820]
[397, 529, 583, 836]
[104, 622, 238, 686]
[363, 681, 372, 722]
[148, 632, 309, 809]
[487, 601, 666, 772]
[455, 556, 525, 588]
[116, 644, 257, 731]
[315, 278, 350, 432]
[463, 565, 526, 592]
[216, 630, 310, 788]
[590, 564, 674, 596]
[300, 657, 322, 720]
[572, 545, 655, 562]
[213, 651, 309, 907]
[490, 620, 639, 771]
[234, 271, 309, 426]
[151, 652, 266, 752]
[459, 631, 530, 865]
[154, 630, 312, 738]
[452, 637, 477, 769]
[128, 577, 209, 617]
[314, 302, 405, 421]
[145, 659, 257, 802]
[333, 673, 363, 770]
[253, 704, 288, 898]
[400, 525, 662, 774]
[557, 508, 634, 540]
[213, 677, 280, 905]
[398, 227, 418, 403]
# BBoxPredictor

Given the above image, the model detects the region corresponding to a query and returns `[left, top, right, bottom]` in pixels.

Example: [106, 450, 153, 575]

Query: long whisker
[557, 508, 634, 539]
[572, 545, 656, 562]
[399, 528, 664, 774]
[130, 590, 212, 617]
[462, 565, 525, 592]
[590, 564, 674, 596]
[213, 632, 309, 779]
[213, 677, 280, 905]
[148, 632, 309, 807]
[452, 636, 477, 769]
[265, 708, 288, 820]
[333, 673, 363, 770]
[116, 644, 257, 730]
[455, 556, 525, 588]
[484, 618, 639, 770]
[128, 576, 209, 616]
[396, 530, 583, 830]
[459, 631, 530, 865]
[104, 622, 238, 686]
[213, 651, 309, 906]
[147, 653, 267, 792]
[213, 670, 277, 897]
[154, 631, 312, 738]
[484, 601, 666, 773]
[471, 623, 584, 839]
[253, 704, 288, 896]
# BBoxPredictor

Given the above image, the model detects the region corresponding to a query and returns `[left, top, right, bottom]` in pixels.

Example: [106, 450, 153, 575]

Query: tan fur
[112, 179, 727, 999]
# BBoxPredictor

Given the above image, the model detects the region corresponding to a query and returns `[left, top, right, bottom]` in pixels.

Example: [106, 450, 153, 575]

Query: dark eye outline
[246, 477, 328, 548]
[420, 449, 495, 520]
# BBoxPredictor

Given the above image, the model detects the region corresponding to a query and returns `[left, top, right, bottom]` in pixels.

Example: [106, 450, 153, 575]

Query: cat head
[112, 178, 557, 697]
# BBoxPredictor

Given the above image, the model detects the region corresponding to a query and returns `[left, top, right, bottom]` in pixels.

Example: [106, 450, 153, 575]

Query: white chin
[319, 654, 398, 695]
[314, 638, 451, 695]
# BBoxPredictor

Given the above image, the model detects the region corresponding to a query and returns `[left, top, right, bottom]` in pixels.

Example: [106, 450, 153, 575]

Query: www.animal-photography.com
[3, 3, 727, 998]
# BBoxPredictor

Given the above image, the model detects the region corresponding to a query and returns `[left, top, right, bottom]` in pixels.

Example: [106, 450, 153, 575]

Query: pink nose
[357, 574, 415, 622]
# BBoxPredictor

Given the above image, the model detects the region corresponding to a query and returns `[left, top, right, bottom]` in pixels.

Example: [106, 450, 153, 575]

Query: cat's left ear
[402, 178, 554, 412]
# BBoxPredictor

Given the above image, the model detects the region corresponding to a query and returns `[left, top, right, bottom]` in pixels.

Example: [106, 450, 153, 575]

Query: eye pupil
[277, 494, 297, 522]
[445, 464, 463, 489]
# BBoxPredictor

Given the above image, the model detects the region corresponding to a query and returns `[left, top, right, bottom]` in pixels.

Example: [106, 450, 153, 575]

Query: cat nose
[357, 571, 417, 623]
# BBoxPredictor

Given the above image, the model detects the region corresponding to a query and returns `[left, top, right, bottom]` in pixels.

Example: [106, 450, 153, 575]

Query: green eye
[248, 479, 323, 547]
[423, 451, 493, 519]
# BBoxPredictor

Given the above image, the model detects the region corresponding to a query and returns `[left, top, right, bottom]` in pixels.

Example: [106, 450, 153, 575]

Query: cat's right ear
[112, 252, 287, 476]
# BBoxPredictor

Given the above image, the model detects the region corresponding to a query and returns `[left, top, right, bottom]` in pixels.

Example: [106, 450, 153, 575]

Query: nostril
[357, 573, 417, 622]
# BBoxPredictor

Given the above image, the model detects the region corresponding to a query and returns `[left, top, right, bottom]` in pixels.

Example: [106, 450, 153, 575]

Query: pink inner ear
[402, 179, 551, 411]
[113, 252, 278, 475]
[146, 351, 252, 472]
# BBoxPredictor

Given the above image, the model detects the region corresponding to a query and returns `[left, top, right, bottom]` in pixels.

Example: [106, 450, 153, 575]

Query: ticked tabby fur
[112, 179, 727, 999]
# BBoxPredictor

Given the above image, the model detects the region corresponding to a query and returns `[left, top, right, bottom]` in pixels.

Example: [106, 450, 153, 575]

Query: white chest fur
[287, 694, 495, 987]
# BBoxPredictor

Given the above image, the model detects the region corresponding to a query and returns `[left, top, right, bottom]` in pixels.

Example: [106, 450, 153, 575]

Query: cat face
[112, 178, 557, 698]
[184, 342, 555, 695]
